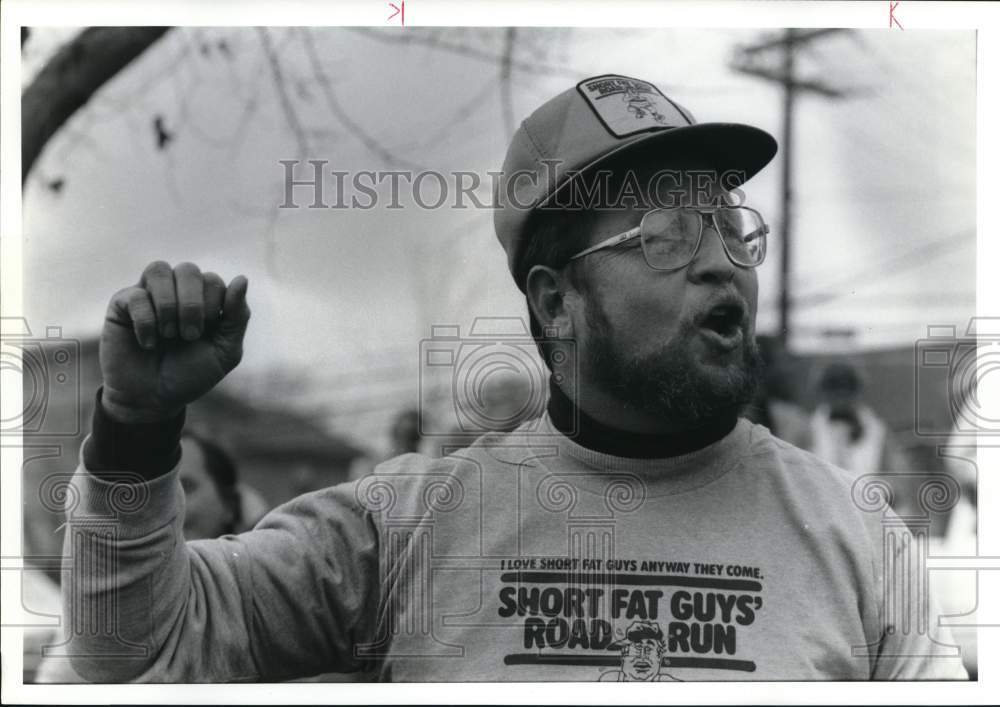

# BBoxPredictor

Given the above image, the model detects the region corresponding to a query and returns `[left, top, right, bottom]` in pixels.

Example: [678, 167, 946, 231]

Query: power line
[828, 97, 973, 180]
[796, 187, 972, 202]
[784, 228, 974, 309]
[738, 29, 846, 56]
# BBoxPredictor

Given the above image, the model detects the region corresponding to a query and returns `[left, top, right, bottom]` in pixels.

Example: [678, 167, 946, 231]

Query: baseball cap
[494, 74, 778, 291]
[607, 619, 666, 649]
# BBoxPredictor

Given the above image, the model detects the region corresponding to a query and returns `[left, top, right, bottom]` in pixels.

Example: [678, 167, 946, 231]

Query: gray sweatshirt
[60, 416, 968, 682]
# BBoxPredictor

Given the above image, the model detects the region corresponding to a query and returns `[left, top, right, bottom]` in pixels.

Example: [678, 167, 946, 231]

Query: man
[600, 620, 680, 682]
[63, 74, 966, 682]
[808, 361, 911, 478]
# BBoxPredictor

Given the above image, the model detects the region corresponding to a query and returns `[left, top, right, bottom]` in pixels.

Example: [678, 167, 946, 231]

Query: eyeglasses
[624, 643, 660, 658]
[568, 206, 769, 271]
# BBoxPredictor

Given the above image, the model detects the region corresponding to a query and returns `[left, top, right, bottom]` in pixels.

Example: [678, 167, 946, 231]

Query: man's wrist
[86, 387, 186, 480]
[101, 386, 183, 425]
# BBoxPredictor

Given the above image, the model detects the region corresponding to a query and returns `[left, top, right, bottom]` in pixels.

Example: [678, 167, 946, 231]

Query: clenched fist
[100, 261, 251, 424]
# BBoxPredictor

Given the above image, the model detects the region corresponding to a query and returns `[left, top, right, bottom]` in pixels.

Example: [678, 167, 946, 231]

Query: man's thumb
[217, 275, 251, 351]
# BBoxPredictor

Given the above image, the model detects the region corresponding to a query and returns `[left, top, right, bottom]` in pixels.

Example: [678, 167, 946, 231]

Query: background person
[808, 361, 911, 477]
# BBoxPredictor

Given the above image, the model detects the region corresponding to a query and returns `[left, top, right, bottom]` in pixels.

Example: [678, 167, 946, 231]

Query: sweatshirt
[60, 406, 968, 682]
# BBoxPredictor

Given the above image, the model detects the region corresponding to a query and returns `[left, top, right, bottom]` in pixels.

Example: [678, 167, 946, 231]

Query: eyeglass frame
[567, 206, 769, 272]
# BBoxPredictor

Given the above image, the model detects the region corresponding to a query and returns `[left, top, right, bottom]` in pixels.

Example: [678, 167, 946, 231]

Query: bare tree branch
[500, 28, 517, 140]
[347, 27, 580, 78]
[21, 26, 171, 183]
[257, 27, 309, 159]
[299, 28, 429, 172]
[408, 75, 500, 151]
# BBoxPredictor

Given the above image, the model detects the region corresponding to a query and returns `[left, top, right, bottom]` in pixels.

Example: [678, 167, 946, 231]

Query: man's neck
[546, 378, 736, 459]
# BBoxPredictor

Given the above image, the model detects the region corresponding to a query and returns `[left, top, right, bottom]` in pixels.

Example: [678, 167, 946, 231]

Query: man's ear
[525, 263, 575, 337]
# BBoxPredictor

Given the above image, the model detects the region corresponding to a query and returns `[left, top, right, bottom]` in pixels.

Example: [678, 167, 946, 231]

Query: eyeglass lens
[640, 208, 766, 269]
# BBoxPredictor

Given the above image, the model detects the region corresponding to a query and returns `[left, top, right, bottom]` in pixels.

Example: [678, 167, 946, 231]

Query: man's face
[622, 638, 663, 681]
[567, 175, 761, 427]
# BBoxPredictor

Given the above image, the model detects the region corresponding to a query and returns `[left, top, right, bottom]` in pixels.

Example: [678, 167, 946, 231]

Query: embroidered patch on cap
[577, 74, 691, 138]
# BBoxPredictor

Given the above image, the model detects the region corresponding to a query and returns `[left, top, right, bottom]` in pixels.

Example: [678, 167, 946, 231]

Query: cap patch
[577, 74, 690, 138]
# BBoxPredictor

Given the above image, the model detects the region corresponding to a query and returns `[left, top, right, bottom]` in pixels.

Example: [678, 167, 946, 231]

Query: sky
[19, 27, 977, 445]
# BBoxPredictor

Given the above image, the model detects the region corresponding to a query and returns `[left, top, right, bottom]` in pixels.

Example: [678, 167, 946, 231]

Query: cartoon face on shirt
[605, 620, 679, 682]
[621, 636, 664, 680]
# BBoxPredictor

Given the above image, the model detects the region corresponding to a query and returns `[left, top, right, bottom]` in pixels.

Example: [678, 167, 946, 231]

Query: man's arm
[66, 414, 380, 682]
[862, 506, 969, 680]
[63, 262, 379, 682]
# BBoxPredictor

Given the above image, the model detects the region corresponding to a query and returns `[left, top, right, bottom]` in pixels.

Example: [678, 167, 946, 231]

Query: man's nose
[687, 223, 736, 285]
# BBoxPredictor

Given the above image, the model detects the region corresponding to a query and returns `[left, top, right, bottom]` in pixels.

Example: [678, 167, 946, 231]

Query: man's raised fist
[99, 261, 251, 424]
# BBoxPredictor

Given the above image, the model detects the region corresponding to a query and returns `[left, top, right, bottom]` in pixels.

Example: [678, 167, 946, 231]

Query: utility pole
[732, 29, 850, 347]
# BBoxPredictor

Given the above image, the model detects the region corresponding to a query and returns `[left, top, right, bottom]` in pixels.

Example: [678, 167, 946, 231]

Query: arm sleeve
[64, 443, 381, 683]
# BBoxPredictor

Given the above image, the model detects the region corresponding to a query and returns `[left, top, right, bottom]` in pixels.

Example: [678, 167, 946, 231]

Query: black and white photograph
[2, 1, 998, 703]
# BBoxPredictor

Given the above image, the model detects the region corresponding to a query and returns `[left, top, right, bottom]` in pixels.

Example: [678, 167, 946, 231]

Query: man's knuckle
[114, 285, 138, 302]
[144, 260, 171, 278]
[175, 261, 201, 276]
[132, 313, 157, 329]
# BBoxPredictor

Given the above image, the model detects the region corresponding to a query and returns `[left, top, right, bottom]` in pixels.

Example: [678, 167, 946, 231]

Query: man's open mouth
[633, 660, 652, 671]
[697, 297, 746, 349]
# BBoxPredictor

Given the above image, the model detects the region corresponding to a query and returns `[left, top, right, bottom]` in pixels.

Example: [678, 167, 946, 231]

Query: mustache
[688, 286, 751, 329]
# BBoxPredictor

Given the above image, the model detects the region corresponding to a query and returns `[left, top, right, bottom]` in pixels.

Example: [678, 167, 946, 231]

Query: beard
[582, 297, 763, 428]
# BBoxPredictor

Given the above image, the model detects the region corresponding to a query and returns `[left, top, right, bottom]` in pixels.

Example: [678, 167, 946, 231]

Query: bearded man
[59, 74, 966, 682]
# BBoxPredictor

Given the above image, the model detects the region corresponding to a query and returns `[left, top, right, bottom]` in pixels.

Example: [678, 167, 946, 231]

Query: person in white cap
[59, 75, 967, 682]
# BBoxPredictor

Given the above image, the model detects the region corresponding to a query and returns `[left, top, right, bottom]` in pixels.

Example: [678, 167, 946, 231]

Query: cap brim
[541, 122, 778, 207]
